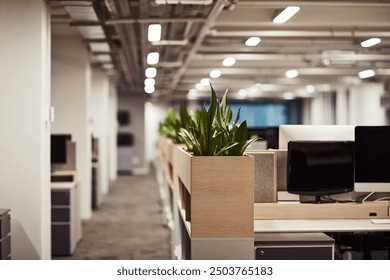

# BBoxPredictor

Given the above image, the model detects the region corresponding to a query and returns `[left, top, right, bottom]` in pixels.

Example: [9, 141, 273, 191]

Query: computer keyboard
[371, 219, 390, 224]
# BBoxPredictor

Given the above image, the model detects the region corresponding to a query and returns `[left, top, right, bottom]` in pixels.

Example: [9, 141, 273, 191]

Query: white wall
[51, 34, 92, 220]
[117, 94, 148, 174]
[0, 0, 51, 259]
[91, 70, 110, 194]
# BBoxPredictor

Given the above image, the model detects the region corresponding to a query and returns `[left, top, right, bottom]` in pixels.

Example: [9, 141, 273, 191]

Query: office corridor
[54, 174, 171, 260]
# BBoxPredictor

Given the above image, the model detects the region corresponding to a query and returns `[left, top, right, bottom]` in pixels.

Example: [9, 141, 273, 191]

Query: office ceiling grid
[50, 0, 390, 100]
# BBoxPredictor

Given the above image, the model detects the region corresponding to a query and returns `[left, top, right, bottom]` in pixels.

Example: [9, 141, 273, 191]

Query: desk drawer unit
[0, 209, 11, 260]
[255, 233, 334, 260]
[51, 186, 79, 256]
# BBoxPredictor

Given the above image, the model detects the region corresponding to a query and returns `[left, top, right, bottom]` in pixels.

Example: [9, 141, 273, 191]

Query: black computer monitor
[51, 134, 71, 164]
[354, 126, 390, 192]
[287, 141, 355, 203]
[247, 126, 279, 149]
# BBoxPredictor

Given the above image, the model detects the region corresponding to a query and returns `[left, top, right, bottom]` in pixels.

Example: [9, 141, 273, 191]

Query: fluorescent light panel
[145, 67, 157, 78]
[209, 69, 221, 78]
[200, 78, 209, 86]
[144, 85, 155, 94]
[148, 24, 161, 42]
[361, 38, 381, 48]
[273, 6, 300, 24]
[245, 37, 261, 47]
[144, 78, 155, 87]
[147, 52, 159, 65]
[358, 69, 375, 79]
[285, 69, 299, 78]
[195, 83, 204, 91]
[223, 57, 236, 67]
[283, 92, 295, 100]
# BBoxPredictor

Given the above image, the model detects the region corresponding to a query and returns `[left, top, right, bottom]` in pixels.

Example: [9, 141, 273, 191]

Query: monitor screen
[51, 134, 71, 164]
[287, 141, 355, 203]
[247, 126, 279, 149]
[279, 125, 355, 150]
[354, 126, 390, 192]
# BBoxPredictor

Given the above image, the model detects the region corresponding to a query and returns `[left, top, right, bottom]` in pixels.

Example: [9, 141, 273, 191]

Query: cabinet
[51, 182, 81, 256]
[255, 233, 334, 260]
[0, 209, 11, 260]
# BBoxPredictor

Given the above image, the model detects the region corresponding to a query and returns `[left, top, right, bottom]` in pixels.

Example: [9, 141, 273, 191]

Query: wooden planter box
[168, 142, 186, 194]
[158, 136, 172, 183]
[177, 148, 254, 239]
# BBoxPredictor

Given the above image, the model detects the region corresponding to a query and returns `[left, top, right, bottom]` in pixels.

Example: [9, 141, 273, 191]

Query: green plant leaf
[173, 82, 252, 157]
[233, 107, 241, 125]
[225, 106, 233, 125]
[240, 137, 259, 155]
[216, 141, 239, 156]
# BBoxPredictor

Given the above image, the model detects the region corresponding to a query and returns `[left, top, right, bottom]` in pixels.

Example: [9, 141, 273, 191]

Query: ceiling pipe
[169, 0, 229, 92]
[50, 1, 115, 75]
[155, 0, 213, 5]
[209, 29, 390, 38]
[104, 0, 141, 90]
[237, 1, 390, 8]
[151, 39, 189, 46]
[105, 17, 206, 25]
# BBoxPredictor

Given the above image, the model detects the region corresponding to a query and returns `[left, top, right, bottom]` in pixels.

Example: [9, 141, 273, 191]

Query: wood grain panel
[190, 155, 254, 238]
[177, 148, 192, 193]
[254, 202, 390, 220]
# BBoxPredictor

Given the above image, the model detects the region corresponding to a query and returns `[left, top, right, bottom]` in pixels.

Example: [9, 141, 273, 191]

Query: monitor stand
[300, 195, 335, 204]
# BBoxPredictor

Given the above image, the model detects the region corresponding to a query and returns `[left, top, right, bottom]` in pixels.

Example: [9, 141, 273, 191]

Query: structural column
[0, 0, 51, 259]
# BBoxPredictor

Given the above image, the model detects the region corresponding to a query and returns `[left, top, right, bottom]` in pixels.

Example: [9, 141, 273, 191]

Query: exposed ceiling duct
[49, 0, 390, 100]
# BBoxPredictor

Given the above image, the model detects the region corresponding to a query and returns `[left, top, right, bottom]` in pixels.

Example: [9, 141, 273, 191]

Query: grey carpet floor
[53, 174, 171, 260]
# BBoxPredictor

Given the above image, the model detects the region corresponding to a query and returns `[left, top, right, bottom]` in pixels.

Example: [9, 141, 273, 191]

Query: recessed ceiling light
[200, 78, 210, 86]
[245, 37, 261, 47]
[209, 69, 221, 78]
[285, 69, 299, 78]
[102, 64, 114, 69]
[148, 24, 161, 42]
[188, 89, 198, 100]
[144, 85, 155, 94]
[238, 89, 247, 98]
[195, 83, 204, 91]
[147, 52, 159, 65]
[360, 38, 381, 48]
[145, 67, 157, 78]
[358, 69, 375, 79]
[223, 57, 236, 67]
[306, 85, 315, 93]
[273, 6, 300, 24]
[283, 92, 295, 100]
[144, 78, 155, 87]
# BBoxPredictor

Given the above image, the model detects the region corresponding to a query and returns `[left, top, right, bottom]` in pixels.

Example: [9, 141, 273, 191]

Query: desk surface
[254, 219, 390, 233]
[51, 181, 79, 190]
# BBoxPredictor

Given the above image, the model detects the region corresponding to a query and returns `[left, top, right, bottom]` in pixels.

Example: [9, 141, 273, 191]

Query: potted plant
[176, 84, 255, 244]
[158, 102, 192, 191]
